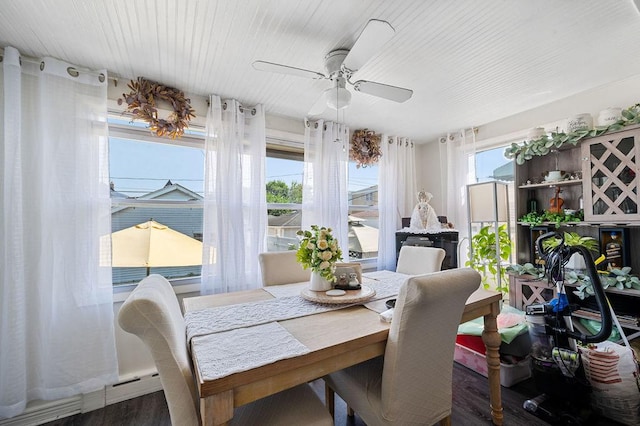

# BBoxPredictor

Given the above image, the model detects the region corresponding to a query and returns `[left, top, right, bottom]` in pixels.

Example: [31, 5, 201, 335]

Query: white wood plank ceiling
[2, 0, 640, 143]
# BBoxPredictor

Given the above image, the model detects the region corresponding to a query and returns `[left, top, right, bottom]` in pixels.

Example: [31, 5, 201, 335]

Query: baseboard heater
[0, 372, 162, 426]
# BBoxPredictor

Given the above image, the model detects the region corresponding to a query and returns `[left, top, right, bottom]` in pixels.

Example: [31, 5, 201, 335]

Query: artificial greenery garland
[505, 103, 640, 165]
[118, 77, 196, 139]
[350, 129, 382, 168]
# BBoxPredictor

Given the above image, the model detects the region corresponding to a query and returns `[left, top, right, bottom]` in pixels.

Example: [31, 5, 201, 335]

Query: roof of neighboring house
[268, 211, 301, 227]
[349, 185, 378, 195]
[138, 181, 203, 201]
[350, 210, 379, 219]
[110, 188, 130, 199]
[492, 162, 514, 181]
[111, 181, 203, 214]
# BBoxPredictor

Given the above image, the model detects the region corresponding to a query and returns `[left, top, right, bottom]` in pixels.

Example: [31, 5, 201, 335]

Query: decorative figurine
[409, 190, 441, 230]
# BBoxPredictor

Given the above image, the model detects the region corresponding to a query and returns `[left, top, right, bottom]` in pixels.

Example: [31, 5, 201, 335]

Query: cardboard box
[454, 342, 531, 387]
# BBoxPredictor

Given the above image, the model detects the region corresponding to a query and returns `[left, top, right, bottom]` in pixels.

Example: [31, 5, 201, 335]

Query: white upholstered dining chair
[396, 245, 446, 275]
[324, 268, 481, 425]
[258, 250, 311, 286]
[118, 274, 333, 426]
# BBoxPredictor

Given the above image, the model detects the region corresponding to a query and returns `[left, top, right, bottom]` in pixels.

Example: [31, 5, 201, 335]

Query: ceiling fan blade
[342, 19, 395, 73]
[308, 92, 328, 115]
[252, 60, 326, 79]
[352, 80, 413, 103]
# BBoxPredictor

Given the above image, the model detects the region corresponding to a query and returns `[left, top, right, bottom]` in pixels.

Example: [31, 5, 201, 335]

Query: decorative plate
[300, 285, 376, 304]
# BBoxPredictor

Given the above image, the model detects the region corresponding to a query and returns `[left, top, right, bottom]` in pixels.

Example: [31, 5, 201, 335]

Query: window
[473, 144, 516, 262]
[265, 150, 380, 262]
[348, 163, 378, 260]
[475, 146, 514, 183]
[109, 118, 204, 286]
[265, 150, 303, 251]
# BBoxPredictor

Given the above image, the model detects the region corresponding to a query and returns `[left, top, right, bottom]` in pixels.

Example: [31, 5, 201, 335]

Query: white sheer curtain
[301, 119, 349, 257]
[377, 136, 417, 271]
[201, 96, 267, 294]
[0, 46, 117, 419]
[440, 130, 476, 264]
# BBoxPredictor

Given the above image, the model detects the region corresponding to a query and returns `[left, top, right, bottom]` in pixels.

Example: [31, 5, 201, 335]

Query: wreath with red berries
[118, 77, 195, 139]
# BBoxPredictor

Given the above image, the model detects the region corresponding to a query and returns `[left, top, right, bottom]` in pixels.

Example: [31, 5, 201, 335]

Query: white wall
[416, 142, 446, 216]
[415, 73, 640, 219]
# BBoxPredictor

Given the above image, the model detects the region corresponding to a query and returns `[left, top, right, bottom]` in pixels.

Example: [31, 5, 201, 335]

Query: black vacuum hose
[535, 232, 613, 344]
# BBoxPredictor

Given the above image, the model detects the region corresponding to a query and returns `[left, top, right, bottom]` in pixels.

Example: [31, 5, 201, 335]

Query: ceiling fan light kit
[252, 19, 413, 115]
[326, 77, 351, 110]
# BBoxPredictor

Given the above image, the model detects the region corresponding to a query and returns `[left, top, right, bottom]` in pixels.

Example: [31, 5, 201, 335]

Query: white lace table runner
[190, 322, 310, 381]
[185, 295, 352, 342]
[263, 281, 308, 298]
[185, 270, 410, 381]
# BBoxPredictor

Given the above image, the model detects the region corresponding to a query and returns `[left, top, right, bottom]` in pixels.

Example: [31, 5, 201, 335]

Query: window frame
[108, 114, 205, 291]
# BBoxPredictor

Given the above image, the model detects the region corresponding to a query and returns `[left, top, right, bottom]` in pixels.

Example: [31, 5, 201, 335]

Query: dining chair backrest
[118, 274, 200, 426]
[381, 268, 480, 422]
[395, 245, 446, 275]
[259, 250, 311, 286]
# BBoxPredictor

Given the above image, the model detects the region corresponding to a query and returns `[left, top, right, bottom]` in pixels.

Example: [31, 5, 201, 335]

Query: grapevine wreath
[350, 129, 382, 168]
[118, 77, 195, 139]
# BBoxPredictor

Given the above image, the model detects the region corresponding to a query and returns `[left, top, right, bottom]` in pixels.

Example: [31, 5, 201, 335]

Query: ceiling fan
[252, 19, 413, 115]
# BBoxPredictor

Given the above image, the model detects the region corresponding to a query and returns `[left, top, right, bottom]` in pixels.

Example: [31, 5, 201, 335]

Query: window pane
[109, 134, 204, 285]
[266, 156, 303, 251]
[473, 145, 516, 265]
[348, 163, 378, 260]
[475, 146, 514, 183]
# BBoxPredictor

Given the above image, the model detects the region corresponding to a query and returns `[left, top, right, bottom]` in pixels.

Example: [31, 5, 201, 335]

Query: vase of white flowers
[296, 225, 343, 291]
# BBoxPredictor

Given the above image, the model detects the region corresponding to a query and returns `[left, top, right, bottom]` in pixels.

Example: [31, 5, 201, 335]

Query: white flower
[319, 261, 330, 270]
[317, 240, 328, 250]
[307, 242, 315, 250]
[321, 251, 333, 261]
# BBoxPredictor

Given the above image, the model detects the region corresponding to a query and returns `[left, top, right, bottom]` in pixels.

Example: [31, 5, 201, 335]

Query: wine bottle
[527, 190, 538, 214]
[605, 232, 622, 270]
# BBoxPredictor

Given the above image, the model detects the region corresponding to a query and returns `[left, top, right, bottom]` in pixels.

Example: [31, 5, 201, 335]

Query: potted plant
[466, 224, 512, 293]
[296, 225, 343, 291]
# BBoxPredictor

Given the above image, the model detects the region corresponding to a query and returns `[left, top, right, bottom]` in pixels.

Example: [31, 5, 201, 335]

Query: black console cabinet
[395, 231, 459, 270]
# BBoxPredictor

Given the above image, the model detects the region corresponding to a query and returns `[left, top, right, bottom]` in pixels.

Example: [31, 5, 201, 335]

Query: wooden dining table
[183, 277, 504, 426]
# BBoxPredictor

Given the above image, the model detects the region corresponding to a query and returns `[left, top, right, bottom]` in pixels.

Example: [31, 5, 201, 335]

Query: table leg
[200, 390, 233, 426]
[482, 301, 503, 425]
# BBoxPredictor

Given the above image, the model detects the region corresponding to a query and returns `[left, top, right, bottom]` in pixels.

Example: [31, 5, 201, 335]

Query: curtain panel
[201, 95, 267, 294]
[301, 119, 349, 258]
[440, 130, 476, 264]
[377, 136, 416, 271]
[0, 46, 117, 419]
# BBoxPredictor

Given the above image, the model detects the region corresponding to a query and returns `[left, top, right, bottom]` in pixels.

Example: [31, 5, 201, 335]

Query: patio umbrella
[111, 220, 203, 276]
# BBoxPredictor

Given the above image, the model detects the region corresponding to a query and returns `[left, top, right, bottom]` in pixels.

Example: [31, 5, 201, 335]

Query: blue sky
[475, 146, 513, 182]
[109, 137, 378, 197]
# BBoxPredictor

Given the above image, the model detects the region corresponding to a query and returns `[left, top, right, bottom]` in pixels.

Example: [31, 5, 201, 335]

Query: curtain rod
[1, 47, 119, 83]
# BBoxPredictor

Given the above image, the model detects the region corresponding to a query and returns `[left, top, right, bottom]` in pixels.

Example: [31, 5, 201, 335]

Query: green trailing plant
[465, 224, 512, 293]
[506, 262, 546, 279]
[570, 267, 640, 299]
[518, 210, 583, 228]
[505, 103, 640, 165]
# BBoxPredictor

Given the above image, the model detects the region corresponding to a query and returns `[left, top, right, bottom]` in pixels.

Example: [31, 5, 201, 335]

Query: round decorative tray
[300, 285, 376, 304]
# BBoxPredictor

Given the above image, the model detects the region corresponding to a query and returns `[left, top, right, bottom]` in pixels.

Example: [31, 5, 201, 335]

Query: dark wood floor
[44, 362, 620, 425]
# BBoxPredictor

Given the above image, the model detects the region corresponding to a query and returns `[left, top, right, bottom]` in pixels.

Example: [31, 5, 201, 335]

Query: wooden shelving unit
[511, 125, 640, 342]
